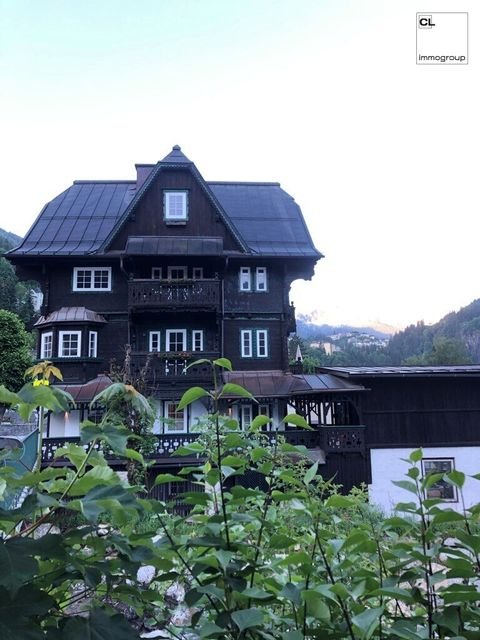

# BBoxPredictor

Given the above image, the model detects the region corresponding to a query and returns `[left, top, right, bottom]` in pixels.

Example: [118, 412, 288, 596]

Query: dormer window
[164, 190, 188, 223]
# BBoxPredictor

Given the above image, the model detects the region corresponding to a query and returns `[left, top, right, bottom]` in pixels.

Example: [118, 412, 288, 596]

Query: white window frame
[164, 191, 188, 221]
[240, 404, 253, 430]
[58, 330, 82, 358]
[40, 332, 53, 359]
[152, 267, 162, 280]
[241, 330, 253, 358]
[192, 330, 204, 352]
[255, 267, 268, 292]
[192, 267, 204, 280]
[73, 267, 112, 292]
[163, 401, 188, 433]
[166, 329, 187, 352]
[256, 329, 269, 358]
[88, 331, 98, 358]
[167, 266, 188, 280]
[239, 267, 252, 292]
[422, 458, 457, 501]
[149, 331, 161, 352]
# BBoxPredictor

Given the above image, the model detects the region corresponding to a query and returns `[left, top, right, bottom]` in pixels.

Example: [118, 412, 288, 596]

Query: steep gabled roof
[9, 147, 322, 259]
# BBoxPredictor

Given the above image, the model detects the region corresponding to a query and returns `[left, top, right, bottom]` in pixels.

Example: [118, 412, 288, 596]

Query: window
[149, 331, 161, 352]
[241, 330, 253, 357]
[73, 267, 111, 291]
[241, 329, 269, 358]
[192, 267, 203, 280]
[256, 330, 268, 357]
[192, 330, 204, 352]
[58, 331, 81, 358]
[255, 267, 268, 291]
[239, 267, 252, 291]
[164, 401, 187, 433]
[259, 404, 271, 418]
[422, 458, 457, 501]
[167, 266, 187, 280]
[88, 331, 98, 358]
[166, 329, 187, 352]
[152, 268, 162, 280]
[240, 404, 253, 430]
[164, 191, 188, 222]
[40, 332, 53, 359]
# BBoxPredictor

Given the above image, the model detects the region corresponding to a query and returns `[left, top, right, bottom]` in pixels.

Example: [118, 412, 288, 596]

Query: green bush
[0, 358, 479, 639]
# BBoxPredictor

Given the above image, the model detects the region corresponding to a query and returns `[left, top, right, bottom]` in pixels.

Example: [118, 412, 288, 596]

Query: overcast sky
[1, 0, 478, 330]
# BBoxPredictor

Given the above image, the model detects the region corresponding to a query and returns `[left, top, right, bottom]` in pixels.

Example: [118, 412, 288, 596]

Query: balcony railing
[130, 352, 218, 382]
[128, 279, 221, 310]
[41, 426, 365, 465]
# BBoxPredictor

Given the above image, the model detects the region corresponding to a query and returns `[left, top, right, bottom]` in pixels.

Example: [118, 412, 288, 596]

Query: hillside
[0, 228, 22, 253]
[387, 300, 480, 364]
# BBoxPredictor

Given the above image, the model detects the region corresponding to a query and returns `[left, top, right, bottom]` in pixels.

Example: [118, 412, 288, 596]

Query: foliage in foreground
[0, 359, 480, 638]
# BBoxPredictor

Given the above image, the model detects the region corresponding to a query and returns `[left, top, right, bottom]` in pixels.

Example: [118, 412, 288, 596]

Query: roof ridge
[73, 180, 136, 185]
[208, 181, 281, 186]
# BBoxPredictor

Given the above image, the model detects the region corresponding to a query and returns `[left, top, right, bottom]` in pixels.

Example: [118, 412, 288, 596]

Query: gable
[106, 166, 245, 253]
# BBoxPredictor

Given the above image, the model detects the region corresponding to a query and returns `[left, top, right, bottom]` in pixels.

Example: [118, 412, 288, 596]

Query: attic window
[164, 191, 188, 223]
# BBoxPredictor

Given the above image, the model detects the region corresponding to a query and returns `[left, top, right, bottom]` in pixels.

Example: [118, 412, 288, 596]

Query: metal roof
[125, 236, 224, 256]
[57, 374, 113, 404]
[34, 306, 107, 327]
[223, 370, 365, 398]
[320, 366, 480, 378]
[9, 148, 321, 260]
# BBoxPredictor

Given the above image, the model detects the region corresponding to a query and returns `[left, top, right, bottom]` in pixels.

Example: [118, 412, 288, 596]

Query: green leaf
[0, 540, 39, 595]
[325, 494, 355, 508]
[391, 480, 418, 494]
[68, 466, 118, 496]
[124, 448, 145, 464]
[154, 473, 180, 486]
[213, 357, 232, 371]
[220, 383, 255, 400]
[303, 461, 319, 485]
[280, 582, 302, 605]
[302, 590, 331, 621]
[446, 469, 465, 488]
[0, 386, 21, 406]
[432, 510, 464, 524]
[250, 415, 271, 431]
[282, 413, 312, 429]
[198, 622, 226, 638]
[177, 386, 212, 411]
[231, 608, 264, 631]
[269, 533, 297, 549]
[409, 448, 423, 463]
[351, 606, 384, 640]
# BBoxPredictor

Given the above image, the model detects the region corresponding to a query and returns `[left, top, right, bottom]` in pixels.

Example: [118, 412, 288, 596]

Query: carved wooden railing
[41, 426, 365, 465]
[128, 279, 221, 310]
[130, 352, 218, 382]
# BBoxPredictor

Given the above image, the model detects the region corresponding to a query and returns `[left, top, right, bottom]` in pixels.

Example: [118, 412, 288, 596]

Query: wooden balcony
[41, 426, 365, 466]
[128, 279, 221, 311]
[130, 352, 218, 383]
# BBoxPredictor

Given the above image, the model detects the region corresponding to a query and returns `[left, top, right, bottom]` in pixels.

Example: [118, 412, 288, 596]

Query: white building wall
[370, 446, 480, 514]
[49, 410, 81, 437]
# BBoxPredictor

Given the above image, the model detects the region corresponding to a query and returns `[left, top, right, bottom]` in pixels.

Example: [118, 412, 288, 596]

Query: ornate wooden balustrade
[128, 279, 221, 310]
[41, 426, 365, 465]
[130, 352, 218, 382]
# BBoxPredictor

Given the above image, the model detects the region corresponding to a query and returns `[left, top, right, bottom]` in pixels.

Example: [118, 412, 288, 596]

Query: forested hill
[388, 299, 480, 364]
[0, 228, 22, 252]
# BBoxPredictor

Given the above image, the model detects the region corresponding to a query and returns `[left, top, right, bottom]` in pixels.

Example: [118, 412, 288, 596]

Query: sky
[1, 0, 478, 331]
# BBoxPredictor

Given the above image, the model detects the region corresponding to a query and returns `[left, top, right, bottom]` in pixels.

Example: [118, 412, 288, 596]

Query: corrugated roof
[320, 366, 480, 378]
[223, 371, 365, 397]
[35, 307, 107, 327]
[9, 148, 321, 259]
[125, 236, 223, 256]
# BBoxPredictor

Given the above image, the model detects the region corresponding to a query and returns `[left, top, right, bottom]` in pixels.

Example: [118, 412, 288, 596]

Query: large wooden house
[8, 147, 367, 484]
[8, 147, 480, 508]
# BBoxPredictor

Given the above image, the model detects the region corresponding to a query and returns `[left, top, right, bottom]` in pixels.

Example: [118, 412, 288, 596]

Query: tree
[0, 258, 17, 314]
[426, 336, 472, 365]
[0, 310, 32, 393]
